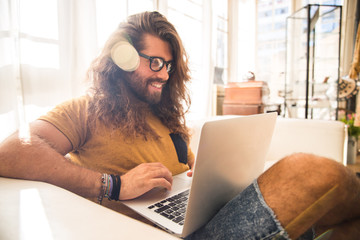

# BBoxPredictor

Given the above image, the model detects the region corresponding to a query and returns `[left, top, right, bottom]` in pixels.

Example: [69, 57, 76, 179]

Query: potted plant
[340, 113, 360, 164]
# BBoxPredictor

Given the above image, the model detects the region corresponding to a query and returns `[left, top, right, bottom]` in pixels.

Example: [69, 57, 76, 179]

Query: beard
[125, 72, 167, 105]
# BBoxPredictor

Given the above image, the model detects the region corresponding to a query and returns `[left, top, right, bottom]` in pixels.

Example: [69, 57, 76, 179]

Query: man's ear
[111, 37, 140, 72]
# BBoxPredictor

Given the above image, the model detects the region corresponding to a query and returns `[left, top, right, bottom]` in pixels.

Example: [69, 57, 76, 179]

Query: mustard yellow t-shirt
[39, 95, 194, 221]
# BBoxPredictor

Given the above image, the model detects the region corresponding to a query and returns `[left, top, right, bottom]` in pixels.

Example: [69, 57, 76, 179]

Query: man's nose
[155, 66, 170, 81]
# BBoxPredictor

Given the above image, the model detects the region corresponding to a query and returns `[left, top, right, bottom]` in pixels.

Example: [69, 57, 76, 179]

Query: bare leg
[258, 153, 360, 239]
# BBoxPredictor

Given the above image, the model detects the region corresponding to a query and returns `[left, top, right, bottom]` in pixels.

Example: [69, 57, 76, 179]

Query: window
[0, 0, 60, 141]
[167, 0, 203, 77]
[19, 0, 59, 68]
[167, 0, 211, 118]
[213, 0, 228, 85]
[255, 0, 291, 103]
[236, 0, 256, 82]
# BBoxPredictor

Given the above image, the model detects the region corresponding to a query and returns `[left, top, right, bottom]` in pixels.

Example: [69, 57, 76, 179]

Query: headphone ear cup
[111, 41, 140, 72]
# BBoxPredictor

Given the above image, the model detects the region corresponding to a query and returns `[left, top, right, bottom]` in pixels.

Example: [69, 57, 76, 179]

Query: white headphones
[111, 35, 140, 72]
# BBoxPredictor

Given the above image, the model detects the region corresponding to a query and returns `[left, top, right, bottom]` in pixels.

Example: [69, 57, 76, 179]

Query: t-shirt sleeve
[38, 96, 89, 150]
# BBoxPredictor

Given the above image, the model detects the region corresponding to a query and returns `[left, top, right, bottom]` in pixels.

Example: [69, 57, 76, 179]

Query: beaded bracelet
[104, 174, 113, 199]
[97, 173, 107, 204]
[98, 173, 121, 204]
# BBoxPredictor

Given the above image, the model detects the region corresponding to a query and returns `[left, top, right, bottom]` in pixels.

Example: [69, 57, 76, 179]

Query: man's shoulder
[66, 94, 91, 104]
[40, 95, 92, 121]
[57, 95, 92, 109]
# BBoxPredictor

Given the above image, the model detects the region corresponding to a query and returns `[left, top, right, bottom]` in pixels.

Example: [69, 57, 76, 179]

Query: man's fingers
[151, 167, 173, 184]
[119, 162, 173, 200]
[150, 178, 172, 191]
[187, 157, 195, 178]
[142, 163, 173, 184]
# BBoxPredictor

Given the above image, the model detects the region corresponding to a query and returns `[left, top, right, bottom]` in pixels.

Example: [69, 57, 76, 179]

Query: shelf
[284, 4, 342, 120]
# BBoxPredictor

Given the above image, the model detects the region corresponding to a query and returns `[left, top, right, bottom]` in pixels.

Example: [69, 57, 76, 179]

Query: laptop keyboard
[147, 189, 190, 226]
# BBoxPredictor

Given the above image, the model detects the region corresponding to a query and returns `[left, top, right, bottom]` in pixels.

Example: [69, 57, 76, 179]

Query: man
[0, 11, 359, 239]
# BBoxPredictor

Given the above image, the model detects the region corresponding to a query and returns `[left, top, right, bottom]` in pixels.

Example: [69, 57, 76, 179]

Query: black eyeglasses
[139, 52, 174, 73]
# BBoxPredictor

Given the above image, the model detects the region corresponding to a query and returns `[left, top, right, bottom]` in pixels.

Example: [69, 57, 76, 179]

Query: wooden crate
[223, 103, 264, 115]
[222, 81, 269, 115]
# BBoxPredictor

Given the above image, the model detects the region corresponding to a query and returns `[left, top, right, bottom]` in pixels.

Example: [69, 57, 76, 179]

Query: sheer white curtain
[0, 0, 100, 141]
[0, 0, 19, 140]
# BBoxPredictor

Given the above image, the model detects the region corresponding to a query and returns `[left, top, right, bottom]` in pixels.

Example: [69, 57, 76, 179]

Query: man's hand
[187, 157, 195, 177]
[119, 163, 173, 200]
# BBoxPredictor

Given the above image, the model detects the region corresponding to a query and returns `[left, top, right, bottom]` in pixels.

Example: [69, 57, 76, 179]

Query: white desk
[0, 177, 178, 240]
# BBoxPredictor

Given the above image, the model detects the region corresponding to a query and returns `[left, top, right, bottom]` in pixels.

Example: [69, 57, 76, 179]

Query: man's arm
[0, 120, 173, 200]
[0, 120, 102, 198]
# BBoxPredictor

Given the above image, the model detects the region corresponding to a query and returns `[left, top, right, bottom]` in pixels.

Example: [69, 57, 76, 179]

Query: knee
[277, 152, 338, 170]
[262, 153, 350, 193]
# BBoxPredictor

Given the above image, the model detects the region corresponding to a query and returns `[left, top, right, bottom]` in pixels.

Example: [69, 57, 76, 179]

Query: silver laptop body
[121, 113, 277, 237]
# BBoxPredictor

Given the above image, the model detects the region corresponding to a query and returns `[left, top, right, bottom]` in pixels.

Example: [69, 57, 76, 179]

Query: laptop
[121, 112, 277, 237]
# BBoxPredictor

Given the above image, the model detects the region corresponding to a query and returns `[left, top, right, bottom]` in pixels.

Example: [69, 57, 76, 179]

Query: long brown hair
[87, 11, 191, 142]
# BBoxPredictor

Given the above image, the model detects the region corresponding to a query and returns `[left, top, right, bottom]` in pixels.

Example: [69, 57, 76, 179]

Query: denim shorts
[186, 180, 293, 240]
